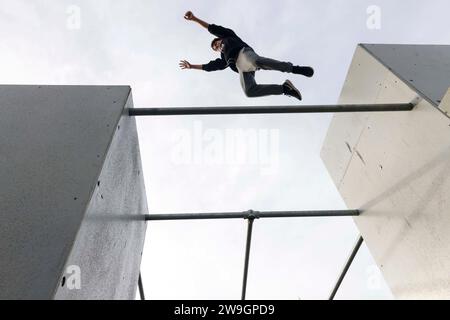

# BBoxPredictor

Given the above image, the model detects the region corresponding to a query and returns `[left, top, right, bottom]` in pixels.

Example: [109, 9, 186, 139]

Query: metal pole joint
[245, 210, 260, 220]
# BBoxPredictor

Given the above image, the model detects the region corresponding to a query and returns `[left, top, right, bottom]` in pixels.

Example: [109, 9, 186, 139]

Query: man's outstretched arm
[184, 11, 209, 29]
[179, 60, 203, 70]
[184, 11, 236, 38]
[180, 59, 228, 72]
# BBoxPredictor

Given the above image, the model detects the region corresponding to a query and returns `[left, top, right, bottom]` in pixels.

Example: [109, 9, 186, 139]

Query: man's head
[211, 38, 223, 52]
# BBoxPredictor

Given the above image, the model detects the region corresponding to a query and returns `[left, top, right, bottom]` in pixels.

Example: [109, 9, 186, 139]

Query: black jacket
[202, 24, 252, 73]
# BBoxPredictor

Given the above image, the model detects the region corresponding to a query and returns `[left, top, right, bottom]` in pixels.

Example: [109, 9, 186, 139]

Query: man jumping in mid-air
[179, 11, 314, 101]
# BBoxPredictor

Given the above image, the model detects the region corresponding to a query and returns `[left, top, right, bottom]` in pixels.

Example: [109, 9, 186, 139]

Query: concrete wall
[362, 44, 450, 110]
[321, 45, 450, 299]
[55, 94, 148, 300]
[0, 85, 147, 299]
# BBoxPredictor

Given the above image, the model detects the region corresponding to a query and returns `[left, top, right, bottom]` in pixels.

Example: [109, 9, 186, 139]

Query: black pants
[237, 47, 293, 97]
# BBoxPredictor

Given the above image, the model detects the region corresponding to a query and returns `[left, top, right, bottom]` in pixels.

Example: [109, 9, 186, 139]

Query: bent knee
[244, 86, 258, 98]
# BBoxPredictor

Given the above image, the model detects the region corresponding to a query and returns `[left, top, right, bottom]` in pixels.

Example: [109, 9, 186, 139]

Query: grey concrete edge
[49, 85, 133, 299]
[359, 43, 450, 120]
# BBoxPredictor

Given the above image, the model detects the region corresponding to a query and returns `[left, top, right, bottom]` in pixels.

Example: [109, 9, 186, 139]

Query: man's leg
[244, 48, 314, 77]
[244, 49, 293, 73]
[239, 71, 284, 98]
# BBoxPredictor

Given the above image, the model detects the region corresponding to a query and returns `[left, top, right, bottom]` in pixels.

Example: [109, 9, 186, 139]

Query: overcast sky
[1, 0, 449, 300]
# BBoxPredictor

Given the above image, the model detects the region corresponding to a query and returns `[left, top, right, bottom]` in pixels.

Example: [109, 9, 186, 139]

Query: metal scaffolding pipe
[241, 217, 255, 301]
[329, 236, 364, 300]
[138, 272, 145, 301]
[145, 209, 360, 221]
[129, 103, 414, 116]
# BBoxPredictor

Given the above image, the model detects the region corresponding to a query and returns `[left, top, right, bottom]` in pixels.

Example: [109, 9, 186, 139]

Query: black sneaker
[292, 66, 314, 77]
[283, 80, 302, 101]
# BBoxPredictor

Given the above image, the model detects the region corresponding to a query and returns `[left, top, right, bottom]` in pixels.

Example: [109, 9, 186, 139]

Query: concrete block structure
[0, 85, 147, 299]
[321, 44, 450, 299]
[1, 44, 449, 300]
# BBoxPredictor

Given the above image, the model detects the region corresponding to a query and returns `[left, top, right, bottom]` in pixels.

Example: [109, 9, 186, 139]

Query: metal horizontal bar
[145, 210, 360, 221]
[129, 103, 414, 116]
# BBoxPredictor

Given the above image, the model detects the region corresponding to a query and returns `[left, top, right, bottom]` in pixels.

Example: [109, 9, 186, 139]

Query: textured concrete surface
[321, 45, 450, 299]
[55, 94, 148, 300]
[362, 44, 450, 111]
[0, 85, 147, 299]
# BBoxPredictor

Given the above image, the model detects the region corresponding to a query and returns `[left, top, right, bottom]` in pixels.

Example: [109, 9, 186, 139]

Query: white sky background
[1, 0, 449, 300]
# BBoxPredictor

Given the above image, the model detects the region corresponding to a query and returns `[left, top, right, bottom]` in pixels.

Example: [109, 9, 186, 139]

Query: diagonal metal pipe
[241, 217, 255, 301]
[329, 236, 364, 300]
[138, 272, 145, 301]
